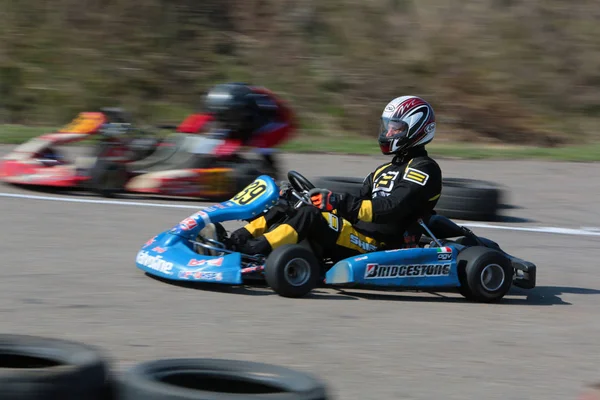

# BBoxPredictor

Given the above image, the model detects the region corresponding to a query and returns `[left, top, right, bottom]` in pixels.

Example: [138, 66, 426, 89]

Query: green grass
[2, 123, 599, 162]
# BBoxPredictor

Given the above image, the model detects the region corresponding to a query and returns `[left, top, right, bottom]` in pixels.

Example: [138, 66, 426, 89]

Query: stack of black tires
[0, 334, 329, 400]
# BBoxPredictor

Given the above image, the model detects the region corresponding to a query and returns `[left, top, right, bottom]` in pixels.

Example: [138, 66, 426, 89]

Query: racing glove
[278, 181, 293, 197]
[308, 188, 340, 211]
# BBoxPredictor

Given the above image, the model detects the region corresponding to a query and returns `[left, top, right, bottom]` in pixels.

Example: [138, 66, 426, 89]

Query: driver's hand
[278, 181, 293, 197]
[308, 188, 339, 212]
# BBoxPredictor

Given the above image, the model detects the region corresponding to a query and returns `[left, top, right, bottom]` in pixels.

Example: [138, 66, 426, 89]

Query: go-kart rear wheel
[88, 159, 129, 198]
[457, 246, 513, 303]
[265, 244, 321, 298]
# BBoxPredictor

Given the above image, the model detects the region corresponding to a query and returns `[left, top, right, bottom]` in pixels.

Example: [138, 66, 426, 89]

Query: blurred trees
[1, 0, 599, 145]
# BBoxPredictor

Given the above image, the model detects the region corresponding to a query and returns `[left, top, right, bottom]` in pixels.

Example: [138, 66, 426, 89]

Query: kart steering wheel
[287, 170, 316, 193]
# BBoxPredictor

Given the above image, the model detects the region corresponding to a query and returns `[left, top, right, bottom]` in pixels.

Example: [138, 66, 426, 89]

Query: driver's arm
[335, 160, 442, 224]
[357, 172, 374, 199]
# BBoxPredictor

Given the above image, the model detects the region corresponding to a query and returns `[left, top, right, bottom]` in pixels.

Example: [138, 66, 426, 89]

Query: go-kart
[135, 171, 537, 303]
[0, 107, 165, 193]
[0, 108, 283, 200]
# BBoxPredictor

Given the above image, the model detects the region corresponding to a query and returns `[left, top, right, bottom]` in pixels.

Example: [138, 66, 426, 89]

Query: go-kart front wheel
[265, 244, 321, 298]
[457, 246, 513, 303]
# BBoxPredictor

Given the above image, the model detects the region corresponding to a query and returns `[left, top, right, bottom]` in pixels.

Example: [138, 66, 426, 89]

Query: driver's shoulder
[406, 155, 441, 174]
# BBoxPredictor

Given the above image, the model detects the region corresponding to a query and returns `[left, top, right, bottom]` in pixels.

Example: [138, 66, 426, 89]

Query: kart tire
[457, 246, 513, 303]
[0, 334, 114, 400]
[117, 358, 329, 400]
[435, 178, 502, 222]
[88, 159, 129, 198]
[265, 244, 321, 298]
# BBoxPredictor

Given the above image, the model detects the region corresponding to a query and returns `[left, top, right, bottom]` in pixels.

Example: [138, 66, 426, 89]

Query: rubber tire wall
[0, 334, 114, 400]
[117, 358, 330, 400]
[311, 176, 504, 222]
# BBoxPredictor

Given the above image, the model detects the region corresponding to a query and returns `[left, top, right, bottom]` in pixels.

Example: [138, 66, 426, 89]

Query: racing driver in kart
[201, 82, 296, 172]
[217, 95, 443, 261]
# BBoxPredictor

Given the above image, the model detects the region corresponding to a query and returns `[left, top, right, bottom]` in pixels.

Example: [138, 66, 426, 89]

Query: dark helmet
[203, 83, 261, 134]
[378, 96, 436, 155]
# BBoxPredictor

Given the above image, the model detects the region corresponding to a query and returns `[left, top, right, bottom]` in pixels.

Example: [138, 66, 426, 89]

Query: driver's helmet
[378, 96, 436, 155]
[202, 83, 263, 138]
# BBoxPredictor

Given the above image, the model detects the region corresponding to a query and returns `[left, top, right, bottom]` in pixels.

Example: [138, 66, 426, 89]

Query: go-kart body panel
[124, 168, 238, 198]
[136, 232, 244, 284]
[135, 176, 279, 281]
[0, 112, 108, 186]
[325, 246, 460, 287]
[124, 135, 247, 198]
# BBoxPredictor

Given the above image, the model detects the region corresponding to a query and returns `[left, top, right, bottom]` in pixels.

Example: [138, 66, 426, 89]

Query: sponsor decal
[179, 270, 223, 281]
[136, 251, 174, 275]
[187, 257, 224, 267]
[350, 234, 378, 252]
[193, 211, 209, 219]
[143, 236, 157, 248]
[215, 204, 226, 209]
[179, 217, 197, 230]
[402, 167, 429, 186]
[425, 122, 436, 134]
[364, 263, 451, 279]
[437, 247, 452, 260]
[241, 265, 264, 274]
[354, 256, 368, 261]
[152, 246, 166, 253]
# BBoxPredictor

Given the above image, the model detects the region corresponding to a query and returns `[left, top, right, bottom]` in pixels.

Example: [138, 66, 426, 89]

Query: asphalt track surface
[1, 145, 600, 400]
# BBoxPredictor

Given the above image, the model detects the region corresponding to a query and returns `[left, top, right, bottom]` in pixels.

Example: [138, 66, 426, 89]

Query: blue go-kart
[135, 170, 537, 302]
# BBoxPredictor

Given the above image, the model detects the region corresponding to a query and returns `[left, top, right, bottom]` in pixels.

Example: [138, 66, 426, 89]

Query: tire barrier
[0, 334, 330, 400]
[0, 334, 113, 400]
[312, 176, 505, 222]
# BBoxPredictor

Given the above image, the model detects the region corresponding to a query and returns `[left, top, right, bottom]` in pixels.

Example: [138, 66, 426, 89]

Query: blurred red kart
[0, 107, 287, 199]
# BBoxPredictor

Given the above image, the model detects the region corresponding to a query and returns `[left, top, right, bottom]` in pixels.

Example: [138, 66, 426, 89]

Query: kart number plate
[230, 179, 268, 206]
[59, 112, 106, 134]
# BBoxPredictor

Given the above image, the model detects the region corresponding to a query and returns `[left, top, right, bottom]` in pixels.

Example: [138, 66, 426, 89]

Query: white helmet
[378, 96, 436, 155]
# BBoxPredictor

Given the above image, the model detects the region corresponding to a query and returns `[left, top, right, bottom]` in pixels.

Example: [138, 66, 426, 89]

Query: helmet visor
[379, 118, 409, 142]
[213, 107, 245, 132]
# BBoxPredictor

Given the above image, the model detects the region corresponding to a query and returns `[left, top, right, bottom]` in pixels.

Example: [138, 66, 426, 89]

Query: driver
[224, 96, 443, 260]
[202, 82, 296, 171]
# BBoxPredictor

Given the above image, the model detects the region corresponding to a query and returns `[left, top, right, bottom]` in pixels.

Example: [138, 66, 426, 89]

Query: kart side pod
[325, 246, 459, 288]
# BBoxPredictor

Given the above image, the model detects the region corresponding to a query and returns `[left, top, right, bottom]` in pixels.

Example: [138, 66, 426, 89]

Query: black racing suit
[230, 146, 443, 260]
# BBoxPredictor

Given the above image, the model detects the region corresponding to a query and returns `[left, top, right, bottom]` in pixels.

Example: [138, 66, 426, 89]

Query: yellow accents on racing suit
[244, 215, 268, 238]
[335, 218, 382, 253]
[357, 200, 373, 223]
[373, 162, 392, 182]
[429, 193, 440, 201]
[263, 224, 299, 250]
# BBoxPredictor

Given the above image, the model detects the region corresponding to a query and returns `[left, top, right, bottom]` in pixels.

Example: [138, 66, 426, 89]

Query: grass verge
[1, 124, 599, 162]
